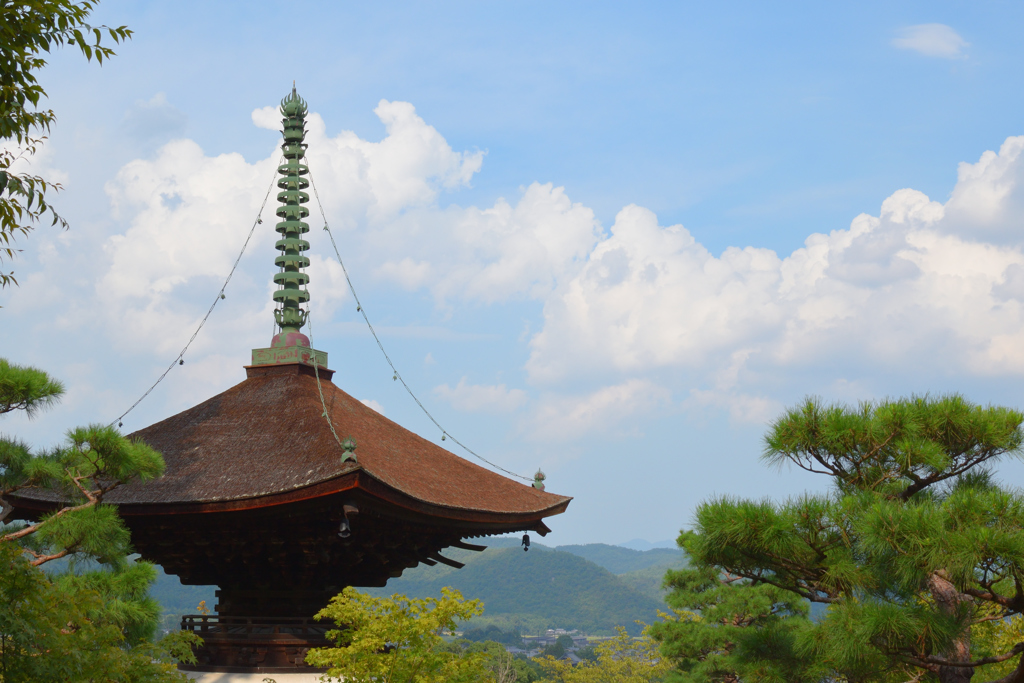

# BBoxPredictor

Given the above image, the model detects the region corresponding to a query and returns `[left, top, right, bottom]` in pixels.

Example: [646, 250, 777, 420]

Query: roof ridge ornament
[250, 84, 328, 371]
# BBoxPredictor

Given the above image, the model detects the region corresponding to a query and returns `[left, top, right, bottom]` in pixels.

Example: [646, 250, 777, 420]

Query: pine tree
[0, 358, 197, 681]
[650, 565, 815, 682]
[658, 395, 1024, 683]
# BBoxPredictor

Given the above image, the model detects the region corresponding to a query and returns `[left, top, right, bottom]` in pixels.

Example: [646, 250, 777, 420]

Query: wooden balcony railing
[180, 615, 330, 641]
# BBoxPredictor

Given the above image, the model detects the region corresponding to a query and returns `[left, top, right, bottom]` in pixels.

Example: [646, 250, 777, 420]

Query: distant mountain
[555, 543, 684, 574]
[617, 565, 675, 604]
[365, 545, 665, 635]
[552, 543, 687, 605]
[618, 538, 679, 551]
[146, 566, 216, 632]
[148, 540, 686, 636]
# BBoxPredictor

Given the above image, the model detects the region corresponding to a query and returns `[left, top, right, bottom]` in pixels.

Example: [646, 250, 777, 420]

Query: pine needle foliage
[0, 542, 195, 682]
[650, 564, 815, 682]
[2, 421, 165, 566]
[0, 358, 63, 416]
[0, 358, 198, 681]
[657, 395, 1024, 683]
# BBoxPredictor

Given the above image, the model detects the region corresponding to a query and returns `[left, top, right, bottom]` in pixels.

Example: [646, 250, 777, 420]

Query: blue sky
[4, 1, 1024, 547]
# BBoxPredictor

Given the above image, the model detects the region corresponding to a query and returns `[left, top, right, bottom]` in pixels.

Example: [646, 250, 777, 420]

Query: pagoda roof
[99, 363, 569, 523]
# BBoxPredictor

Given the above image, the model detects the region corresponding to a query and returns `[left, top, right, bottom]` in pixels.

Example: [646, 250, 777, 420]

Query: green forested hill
[617, 564, 679, 603]
[365, 545, 666, 635]
[554, 543, 688, 604]
[554, 543, 684, 574]
[150, 541, 682, 635]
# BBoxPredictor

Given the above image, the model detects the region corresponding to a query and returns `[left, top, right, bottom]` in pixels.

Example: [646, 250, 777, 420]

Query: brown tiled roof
[102, 363, 569, 519]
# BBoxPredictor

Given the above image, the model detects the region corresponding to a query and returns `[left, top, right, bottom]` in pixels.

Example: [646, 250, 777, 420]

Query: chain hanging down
[305, 164, 534, 484]
[110, 160, 280, 429]
[306, 307, 356, 463]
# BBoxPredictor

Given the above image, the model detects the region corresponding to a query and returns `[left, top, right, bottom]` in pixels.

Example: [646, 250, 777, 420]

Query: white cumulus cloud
[94, 98, 604, 371]
[374, 182, 602, 303]
[22, 95, 1024, 441]
[892, 24, 968, 59]
[527, 379, 671, 441]
[302, 100, 484, 221]
[96, 100, 491, 358]
[434, 378, 528, 414]
[944, 135, 1024, 241]
[525, 134, 1024, 423]
[251, 105, 281, 131]
[360, 399, 385, 415]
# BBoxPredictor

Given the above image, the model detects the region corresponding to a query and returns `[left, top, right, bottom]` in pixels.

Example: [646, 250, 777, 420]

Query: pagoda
[11, 87, 571, 676]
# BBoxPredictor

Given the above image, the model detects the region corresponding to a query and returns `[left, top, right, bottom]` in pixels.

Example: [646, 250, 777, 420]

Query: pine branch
[900, 450, 1000, 500]
[898, 639, 1024, 683]
[27, 547, 70, 566]
[731, 544, 839, 602]
[920, 643, 1024, 667]
[849, 429, 900, 487]
[0, 469, 101, 543]
[728, 567, 837, 603]
[964, 587, 1018, 609]
[900, 673, 928, 683]
[983, 648, 1024, 683]
[972, 613, 1014, 625]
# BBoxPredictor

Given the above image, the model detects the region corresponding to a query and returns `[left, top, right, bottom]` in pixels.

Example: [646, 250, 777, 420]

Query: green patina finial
[272, 84, 311, 337]
[250, 84, 328, 370]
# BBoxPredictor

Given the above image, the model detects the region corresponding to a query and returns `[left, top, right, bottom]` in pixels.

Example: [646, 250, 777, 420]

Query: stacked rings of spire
[273, 87, 312, 332]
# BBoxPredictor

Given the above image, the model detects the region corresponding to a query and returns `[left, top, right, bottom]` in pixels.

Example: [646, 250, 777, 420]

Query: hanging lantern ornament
[522, 533, 530, 552]
[339, 502, 359, 539]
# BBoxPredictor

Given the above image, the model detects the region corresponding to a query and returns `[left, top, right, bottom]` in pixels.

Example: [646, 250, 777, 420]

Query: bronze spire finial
[271, 86, 310, 340]
[249, 86, 327, 370]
